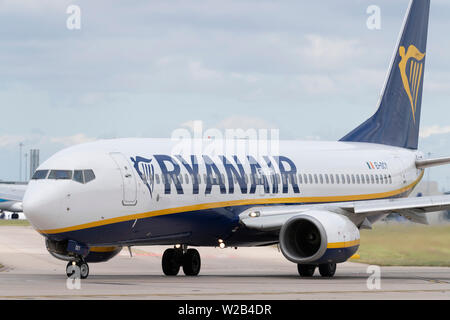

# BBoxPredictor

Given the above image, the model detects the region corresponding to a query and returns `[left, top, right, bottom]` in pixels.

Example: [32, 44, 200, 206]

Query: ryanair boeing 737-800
[21, 0, 450, 279]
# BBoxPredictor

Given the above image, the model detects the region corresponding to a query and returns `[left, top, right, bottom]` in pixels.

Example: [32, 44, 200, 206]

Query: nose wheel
[66, 260, 89, 279]
[162, 247, 201, 276]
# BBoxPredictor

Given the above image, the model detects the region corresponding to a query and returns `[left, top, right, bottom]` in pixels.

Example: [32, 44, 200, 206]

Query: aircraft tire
[66, 260, 89, 279]
[297, 264, 316, 277]
[78, 261, 89, 279]
[162, 248, 181, 276]
[318, 263, 336, 277]
[182, 249, 201, 276]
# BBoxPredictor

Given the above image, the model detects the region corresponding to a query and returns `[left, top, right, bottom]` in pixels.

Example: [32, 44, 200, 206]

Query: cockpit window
[84, 169, 96, 183]
[72, 169, 95, 184]
[73, 170, 84, 183]
[48, 170, 72, 180]
[31, 170, 49, 180]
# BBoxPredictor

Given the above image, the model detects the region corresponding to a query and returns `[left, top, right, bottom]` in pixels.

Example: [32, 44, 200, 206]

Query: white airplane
[22, 0, 450, 279]
[0, 183, 27, 217]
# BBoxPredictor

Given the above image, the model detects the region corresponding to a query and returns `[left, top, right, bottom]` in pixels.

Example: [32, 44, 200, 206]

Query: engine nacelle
[279, 210, 360, 264]
[45, 238, 122, 263]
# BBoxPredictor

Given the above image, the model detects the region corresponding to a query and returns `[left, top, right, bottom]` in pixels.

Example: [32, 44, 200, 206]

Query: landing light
[218, 239, 226, 249]
[249, 211, 260, 218]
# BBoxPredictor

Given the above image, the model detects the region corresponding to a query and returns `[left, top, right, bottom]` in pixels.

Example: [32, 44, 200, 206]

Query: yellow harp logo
[398, 45, 425, 123]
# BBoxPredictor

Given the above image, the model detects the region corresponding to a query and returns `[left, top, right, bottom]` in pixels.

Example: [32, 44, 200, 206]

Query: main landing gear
[162, 246, 201, 276]
[66, 259, 89, 279]
[297, 263, 337, 278]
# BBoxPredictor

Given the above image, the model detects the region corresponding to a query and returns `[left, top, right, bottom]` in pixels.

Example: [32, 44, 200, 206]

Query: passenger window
[314, 174, 318, 184]
[356, 174, 360, 184]
[361, 174, 365, 184]
[325, 174, 329, 184]
[185, 173, 189, 184]
[388, 174, 392, 184]
[370, 175, 375, 184]
[83, 170, 95, 183]
[351, 174, 355, 184]
[379, 174, 383, 184]
[309, 174, 313, 184]
[384, 174, 388, 184]
[32, 170, 49, 180]
[366, 174, 370, 184]
[335, 174, 340, 184]
[292, 174, 297, 184]
[346, 174, 351, 184]
[73, 170, 84, 183]
[319, 174, 323, 184]
[375, 175, 379, 184]
[298, 173, 303, 184]
[48, 170, 72, 180]
[155, 174, 160, 184]
[341, 174, 346, 184]
[179, 174, 184, 184]
[330, 174, 334, 184]
[304, 174, 308, 184]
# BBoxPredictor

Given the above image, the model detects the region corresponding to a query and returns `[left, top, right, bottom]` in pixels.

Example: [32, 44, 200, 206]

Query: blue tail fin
[340, 0, 430, 150]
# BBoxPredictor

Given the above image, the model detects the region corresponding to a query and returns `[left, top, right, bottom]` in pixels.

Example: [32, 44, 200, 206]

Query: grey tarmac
[0, 226, 449, 300]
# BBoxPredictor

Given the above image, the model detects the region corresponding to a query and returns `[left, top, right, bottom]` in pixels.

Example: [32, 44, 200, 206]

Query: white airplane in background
[0, 183, 27, 218]
[22, 0, 450, 279]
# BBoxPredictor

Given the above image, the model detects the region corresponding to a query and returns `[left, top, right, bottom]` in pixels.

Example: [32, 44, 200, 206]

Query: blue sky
[1, 0, 450, 188]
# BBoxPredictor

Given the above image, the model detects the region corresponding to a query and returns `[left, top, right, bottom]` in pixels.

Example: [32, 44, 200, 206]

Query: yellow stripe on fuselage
[37, 171, 424, 235]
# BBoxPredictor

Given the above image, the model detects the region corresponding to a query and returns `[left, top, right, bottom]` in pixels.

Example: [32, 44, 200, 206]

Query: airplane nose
[23, 183, 62, 232]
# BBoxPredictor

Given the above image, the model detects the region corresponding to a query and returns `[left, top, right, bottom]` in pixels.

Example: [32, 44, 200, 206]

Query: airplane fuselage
[23, 138, 424, 248]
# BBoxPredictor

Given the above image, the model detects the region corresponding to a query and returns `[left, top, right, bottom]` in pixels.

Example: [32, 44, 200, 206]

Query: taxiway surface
[0, 226, 449, 299]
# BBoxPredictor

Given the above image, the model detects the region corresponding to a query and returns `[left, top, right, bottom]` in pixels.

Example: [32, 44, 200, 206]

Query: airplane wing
[239, 194, 450, 231]
[416, 156, 450, 169]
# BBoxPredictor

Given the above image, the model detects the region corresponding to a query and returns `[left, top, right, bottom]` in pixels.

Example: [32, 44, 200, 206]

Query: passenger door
[110, 152, 137, 206]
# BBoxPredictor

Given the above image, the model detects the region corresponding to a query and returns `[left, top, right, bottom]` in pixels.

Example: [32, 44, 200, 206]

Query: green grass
[355, 223, 450, 266]
[0, 219, 30, 226]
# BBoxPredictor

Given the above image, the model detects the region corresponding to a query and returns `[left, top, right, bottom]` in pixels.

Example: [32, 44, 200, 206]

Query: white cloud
[0, 133, 97, 148]
[419, 125, 450, 138]
[188, 60, 223, 81]
[0, 135, 27, 148]
[297, 34, 364, 70]
[0, 0, 67, 13]
[49, 134, 96, 146]
[215, 115, 277, 130]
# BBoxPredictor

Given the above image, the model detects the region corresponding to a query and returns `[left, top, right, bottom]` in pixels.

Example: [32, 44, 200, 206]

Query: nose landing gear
[66, 260, 89, 279]
[162, 246, 201, 276]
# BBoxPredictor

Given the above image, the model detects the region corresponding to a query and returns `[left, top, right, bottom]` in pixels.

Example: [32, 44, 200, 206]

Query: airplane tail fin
[340, 0, 430, 150]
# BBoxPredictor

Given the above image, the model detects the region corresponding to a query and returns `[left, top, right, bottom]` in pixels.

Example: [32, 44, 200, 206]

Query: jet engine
[279, 210, 360, 264]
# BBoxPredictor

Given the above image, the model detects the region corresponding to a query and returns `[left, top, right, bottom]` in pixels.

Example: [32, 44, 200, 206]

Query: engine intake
[279, 210, 360, 264]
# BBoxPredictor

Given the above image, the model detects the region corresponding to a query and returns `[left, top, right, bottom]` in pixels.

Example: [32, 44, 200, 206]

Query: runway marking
[0, 289, 448, 299]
